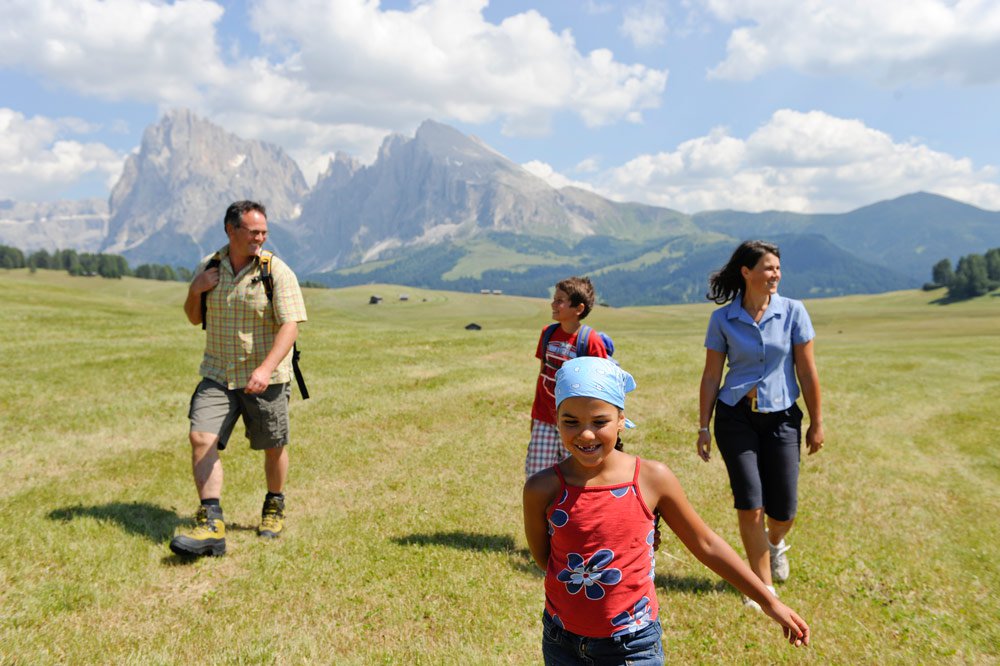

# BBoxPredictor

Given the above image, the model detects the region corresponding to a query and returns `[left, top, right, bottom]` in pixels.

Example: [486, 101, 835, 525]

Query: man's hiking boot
[258, 496, 285, 539]
[169, 505, 226, 557]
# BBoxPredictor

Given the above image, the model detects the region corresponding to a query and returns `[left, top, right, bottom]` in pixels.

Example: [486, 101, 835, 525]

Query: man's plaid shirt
[195, 245, 307, 389]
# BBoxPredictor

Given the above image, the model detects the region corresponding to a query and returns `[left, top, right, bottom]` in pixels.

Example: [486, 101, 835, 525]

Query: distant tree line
[1, 244, 192, 282]
[925, 247, 1000, 299]
[2, 244, 328, 290]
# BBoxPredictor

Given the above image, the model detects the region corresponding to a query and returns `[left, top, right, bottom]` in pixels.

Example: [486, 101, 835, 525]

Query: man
[170, 200, 307, 557]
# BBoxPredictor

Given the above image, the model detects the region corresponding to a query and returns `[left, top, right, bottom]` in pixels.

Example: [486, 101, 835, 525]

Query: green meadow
[1, 269, 998, 665]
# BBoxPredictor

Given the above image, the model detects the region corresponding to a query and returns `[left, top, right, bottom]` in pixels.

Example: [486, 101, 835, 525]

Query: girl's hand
[763, 600, 810, 647]
[696, 430, 712, 462]
[806, 422, 825, 455]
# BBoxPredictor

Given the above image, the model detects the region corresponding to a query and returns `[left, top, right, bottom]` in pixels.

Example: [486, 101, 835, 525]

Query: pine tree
[949, 254, 990, 299]
[931, 258, 954, 286]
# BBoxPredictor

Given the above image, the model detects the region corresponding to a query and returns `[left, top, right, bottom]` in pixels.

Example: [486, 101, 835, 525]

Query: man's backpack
[541, 322, 615, 359]
[199, 251, 309, 399]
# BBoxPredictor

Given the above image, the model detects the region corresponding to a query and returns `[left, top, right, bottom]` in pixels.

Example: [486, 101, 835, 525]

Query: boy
[526, 276, 608, 477]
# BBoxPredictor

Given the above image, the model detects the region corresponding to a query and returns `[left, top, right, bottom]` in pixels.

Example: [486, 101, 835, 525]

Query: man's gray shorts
[188, 378, 291, 451]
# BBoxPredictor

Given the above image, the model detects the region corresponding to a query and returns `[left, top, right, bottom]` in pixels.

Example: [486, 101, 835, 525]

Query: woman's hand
[697, 429, 712, 462]
[806, 422, 825, 455]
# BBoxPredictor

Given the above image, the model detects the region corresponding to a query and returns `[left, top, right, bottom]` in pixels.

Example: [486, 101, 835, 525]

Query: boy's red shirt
[531, 324, 609, 425]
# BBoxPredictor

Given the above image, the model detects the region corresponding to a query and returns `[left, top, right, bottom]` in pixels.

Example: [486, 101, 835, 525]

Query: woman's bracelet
[698, 427, 710, 434]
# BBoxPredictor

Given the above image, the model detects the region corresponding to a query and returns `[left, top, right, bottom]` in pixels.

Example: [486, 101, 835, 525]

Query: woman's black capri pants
[714, 398, 803, 521]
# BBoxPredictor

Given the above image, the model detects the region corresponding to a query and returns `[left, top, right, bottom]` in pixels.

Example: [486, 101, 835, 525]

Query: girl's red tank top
[544, 457, 659, 638]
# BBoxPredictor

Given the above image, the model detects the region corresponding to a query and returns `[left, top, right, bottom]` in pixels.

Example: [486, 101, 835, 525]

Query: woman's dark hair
[706, 240, 780, 304]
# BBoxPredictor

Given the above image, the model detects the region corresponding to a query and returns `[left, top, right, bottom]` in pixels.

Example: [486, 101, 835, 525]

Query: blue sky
[2, 0, 999, 213]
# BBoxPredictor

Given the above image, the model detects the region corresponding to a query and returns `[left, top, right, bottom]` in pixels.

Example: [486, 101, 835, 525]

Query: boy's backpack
[199, 250, 310, 399]
[541, 322, 615, 359]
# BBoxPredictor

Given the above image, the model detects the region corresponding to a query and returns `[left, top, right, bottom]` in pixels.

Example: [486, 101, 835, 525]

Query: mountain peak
[414, 119, 508, 166]
[852, 190, 993, 216]
[102, 108, 308, 265]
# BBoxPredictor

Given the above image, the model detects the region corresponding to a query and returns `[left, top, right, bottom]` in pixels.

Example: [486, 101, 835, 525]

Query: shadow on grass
[392, 531, 543, 577]
[46, 503, 264, 566]
[654, 572, 734, 596]
[390, 532, 738, 593]
[930, 290, 1000, 305]
[226, 522, 260, 533]
[393, 531, 516, 551]
[48, 501, 183, 542]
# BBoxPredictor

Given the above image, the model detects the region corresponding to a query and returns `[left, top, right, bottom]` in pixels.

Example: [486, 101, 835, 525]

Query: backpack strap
[258, 251, 309, 400]
[199, 252, 222, 330]
[542, 322, 593, 361]
[576, 324, 593, 358]
[541, 323, 560, 369]
[291, 345, 309, 400]
[258, 250, 274, 302]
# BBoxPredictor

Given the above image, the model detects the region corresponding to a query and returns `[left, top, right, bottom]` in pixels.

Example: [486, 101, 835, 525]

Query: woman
[696, 240, 824, 609]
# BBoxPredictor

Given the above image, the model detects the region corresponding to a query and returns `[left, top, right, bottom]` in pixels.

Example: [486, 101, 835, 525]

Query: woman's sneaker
[169, 505, 226, 557]
[769, 539, 791, 582]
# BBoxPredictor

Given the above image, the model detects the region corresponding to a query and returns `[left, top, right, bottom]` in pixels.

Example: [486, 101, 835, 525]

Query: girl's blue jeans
[541, 611, 664, 665]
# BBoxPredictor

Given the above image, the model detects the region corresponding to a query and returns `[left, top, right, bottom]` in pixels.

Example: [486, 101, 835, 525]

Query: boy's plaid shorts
[525, 419, 567, 477]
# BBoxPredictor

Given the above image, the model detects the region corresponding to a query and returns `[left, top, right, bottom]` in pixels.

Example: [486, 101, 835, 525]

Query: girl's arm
[697, 349, 726, 462]
[793, 339, 824, 455]
[644, 461, 810, 646]
[522, 472, 560, 570]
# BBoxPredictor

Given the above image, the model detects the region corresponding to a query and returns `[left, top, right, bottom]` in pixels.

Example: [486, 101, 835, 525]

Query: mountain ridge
[2, 110, 998, 304]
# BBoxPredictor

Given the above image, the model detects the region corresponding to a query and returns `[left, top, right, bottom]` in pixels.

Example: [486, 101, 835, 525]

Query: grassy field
[1, 269, 998, 665]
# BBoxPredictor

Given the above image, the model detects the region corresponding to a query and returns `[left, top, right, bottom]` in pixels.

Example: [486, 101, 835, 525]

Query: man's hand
[191, 266, 220, 295]
[245, 366, 272, 394]
[184, 265, 221, 325]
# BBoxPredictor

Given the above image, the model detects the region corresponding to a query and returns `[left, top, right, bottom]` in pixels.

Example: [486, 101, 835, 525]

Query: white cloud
[599, 109, 1000, 212]
[522, 160, 598, 192]
[0, 0, 228, 105]
[214, 0, 667, 179]
[0, 109, 125, 200]
[574, 157, 601, 173]
[244, 0, 667, 128]
[703, 0, 1000, 84]
[621, 1, 669, 48]
[0, 0, 668, 189]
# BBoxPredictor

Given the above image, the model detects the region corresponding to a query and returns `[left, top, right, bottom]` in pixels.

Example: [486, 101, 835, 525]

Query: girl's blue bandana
[555, 356, 637, 428]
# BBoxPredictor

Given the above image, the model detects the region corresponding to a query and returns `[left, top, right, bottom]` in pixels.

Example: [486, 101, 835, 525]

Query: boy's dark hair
[556, 276, 597, 320]
[224, 200, 267, 231]
[706, 240, 781, 304]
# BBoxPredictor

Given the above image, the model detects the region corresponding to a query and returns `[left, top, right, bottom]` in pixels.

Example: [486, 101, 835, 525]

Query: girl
[697, 240, 824, 606]
[523, 357, 809, 665]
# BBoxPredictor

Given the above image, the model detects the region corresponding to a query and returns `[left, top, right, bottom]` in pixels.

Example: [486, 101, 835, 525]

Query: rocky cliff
[102, 109, 309, 267]
[293, 120, 690, 271]
[0, 199, 109, 253]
